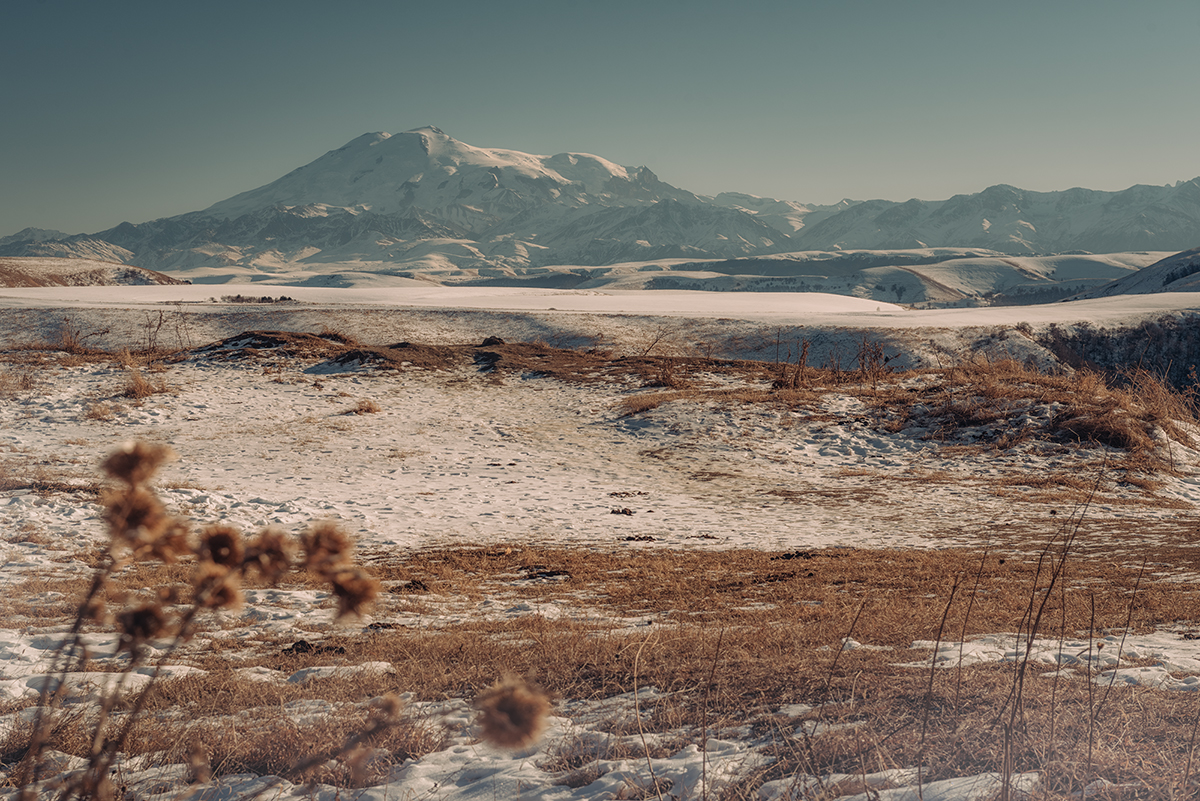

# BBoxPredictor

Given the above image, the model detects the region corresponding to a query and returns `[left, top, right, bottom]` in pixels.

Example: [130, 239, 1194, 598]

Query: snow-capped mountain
[2, 127, 1198, 292]
[6, 127, 808, 278]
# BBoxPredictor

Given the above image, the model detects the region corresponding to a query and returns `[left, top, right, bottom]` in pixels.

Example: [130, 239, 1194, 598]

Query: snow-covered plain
[4, 286, 1200, 799]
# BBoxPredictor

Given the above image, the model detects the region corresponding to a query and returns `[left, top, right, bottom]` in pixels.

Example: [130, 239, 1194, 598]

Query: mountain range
[3, 126, 1198, 294]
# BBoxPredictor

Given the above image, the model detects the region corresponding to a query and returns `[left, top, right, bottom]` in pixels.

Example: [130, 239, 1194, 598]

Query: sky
[3, 0, 1200, 236]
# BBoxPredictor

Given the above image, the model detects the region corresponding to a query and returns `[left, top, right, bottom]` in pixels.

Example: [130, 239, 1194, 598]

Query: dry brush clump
[119, 368, 171, 400]
[344, 398, 382, 415]
[616, 351, 1200, 476]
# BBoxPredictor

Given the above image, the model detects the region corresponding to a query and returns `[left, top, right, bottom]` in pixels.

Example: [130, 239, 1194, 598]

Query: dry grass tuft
[0, 459, 101, 498]
[121, 369, 171, 399]
[0, 367, 36, 395]
[83, 402, 118, 421]
[345, 399, 382, 415]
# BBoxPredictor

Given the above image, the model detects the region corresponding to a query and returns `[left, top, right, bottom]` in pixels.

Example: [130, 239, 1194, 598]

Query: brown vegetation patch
[194, 330, 356, 361]
[0, 458, 101, 498]
[121, 369, 171, 399]
[14, 527, 1200, 793]
[0, 366, 36, 395]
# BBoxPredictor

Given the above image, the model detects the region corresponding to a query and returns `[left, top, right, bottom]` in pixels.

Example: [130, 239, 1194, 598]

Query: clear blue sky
[3, 0, 1199, 235]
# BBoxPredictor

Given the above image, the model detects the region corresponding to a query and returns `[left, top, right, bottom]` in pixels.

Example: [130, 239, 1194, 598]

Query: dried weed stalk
[11, 440, 385, 800]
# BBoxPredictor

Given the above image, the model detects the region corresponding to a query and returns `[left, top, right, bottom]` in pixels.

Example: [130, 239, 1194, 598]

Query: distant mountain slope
[0, 227, 70, 247]
[1070, 246, 1200, 298]
[0, 257, 189, 287]
[793, 181, 1200, 254]
[2, 127, 1197, 292]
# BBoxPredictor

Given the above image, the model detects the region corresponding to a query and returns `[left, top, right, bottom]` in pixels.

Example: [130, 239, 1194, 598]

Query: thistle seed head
[301, 520, 353, 577]
[244, 526, 296, 585]
[101, 440, 176, 487]
[199, 524, 245, 569]
[193, 562, 244, 610]
[473, 677, 551, 750]
[117, 603, 168, 652]
[329, 565, 380, 620]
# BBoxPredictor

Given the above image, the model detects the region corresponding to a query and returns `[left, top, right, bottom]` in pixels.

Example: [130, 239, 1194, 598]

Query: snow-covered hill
[527, 249, 1164, 306]
[3, 127, 1198, 298]
[1070, 246, 1200, 298]
[0, 257, 188, 287]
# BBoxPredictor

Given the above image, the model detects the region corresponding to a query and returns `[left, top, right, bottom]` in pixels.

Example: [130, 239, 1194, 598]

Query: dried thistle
[244, 526, 296, 585]
[370, 693, 403, 719]
[328, 565, 380, 620]
[301, 520, 353, 577]
[116, 604, 167, 653]
[473, 677, 551, 749]
[104, 486, 172, 557]
[186, 743, 211, 785]
[199, 524, 245, 569]
[101, 440, 176, 487]
[193, 562, 244, 610]
[81, 595, 110, 626]
[148, 518, 192, 564]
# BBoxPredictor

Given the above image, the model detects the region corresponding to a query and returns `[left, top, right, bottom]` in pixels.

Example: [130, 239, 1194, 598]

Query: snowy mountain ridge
[3, 127, 1199, 295]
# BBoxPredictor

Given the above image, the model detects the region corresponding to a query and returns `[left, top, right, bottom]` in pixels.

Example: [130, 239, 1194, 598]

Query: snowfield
[4, 286, 1200, 800]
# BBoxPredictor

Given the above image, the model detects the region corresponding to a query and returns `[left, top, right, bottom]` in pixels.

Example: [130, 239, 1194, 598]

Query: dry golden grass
[0, 367, 36, 395]
[11, 533, 1200, 795]
[611, 354, 1199, 481]
[0, 459, 101, 498]
[120, 369, 171, 399]
[345, 398, 382, 415]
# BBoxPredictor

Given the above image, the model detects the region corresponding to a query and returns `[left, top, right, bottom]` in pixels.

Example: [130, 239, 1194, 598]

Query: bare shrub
[644, 359, 691, 389]
[53, 317, 110, 354]
[773, 338, 811, 390]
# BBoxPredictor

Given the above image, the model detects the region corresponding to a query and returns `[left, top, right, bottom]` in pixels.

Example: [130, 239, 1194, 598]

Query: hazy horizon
[4, 0, 1200, 235]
